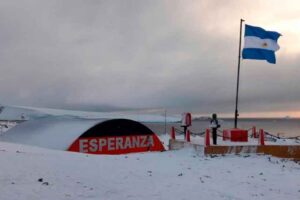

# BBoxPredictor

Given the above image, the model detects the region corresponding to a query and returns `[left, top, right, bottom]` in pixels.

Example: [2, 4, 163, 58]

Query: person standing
[210, 113, 220, 145]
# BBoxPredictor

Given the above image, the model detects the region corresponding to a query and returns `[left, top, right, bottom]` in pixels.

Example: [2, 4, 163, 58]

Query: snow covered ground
[0, 138, 300, 200]
[0, 121, 17, 135]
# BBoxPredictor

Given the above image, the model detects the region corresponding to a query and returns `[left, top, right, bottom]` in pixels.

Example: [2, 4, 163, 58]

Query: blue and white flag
[242, 24, 281, 64]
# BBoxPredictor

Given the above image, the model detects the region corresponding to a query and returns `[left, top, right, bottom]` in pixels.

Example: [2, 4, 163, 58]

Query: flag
[242, 24, 281, 64]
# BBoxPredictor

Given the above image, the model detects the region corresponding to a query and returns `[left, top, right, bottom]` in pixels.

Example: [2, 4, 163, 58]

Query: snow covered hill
[0, 140, 300, 200]
[0, 105, 180, 122]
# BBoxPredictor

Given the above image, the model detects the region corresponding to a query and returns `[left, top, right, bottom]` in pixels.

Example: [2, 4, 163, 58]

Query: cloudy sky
[0, 0, 300, 117]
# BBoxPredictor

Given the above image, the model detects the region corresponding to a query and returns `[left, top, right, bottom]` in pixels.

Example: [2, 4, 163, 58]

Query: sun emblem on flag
[262, 42, 268, 47]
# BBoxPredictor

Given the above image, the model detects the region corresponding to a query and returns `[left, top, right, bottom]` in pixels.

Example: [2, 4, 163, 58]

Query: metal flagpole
[234, 19, 245, 128]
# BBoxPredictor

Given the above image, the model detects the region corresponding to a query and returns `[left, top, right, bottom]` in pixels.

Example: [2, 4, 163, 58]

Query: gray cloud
[0, 0, 299, 116]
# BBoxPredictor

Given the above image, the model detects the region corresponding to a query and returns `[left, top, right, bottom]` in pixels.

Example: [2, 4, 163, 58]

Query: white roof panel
[0, 117, 104, 150]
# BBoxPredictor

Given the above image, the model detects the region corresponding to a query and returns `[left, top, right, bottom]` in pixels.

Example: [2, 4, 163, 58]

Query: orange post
[205, 129, 210, 146]
[186, 130, 191, 142]
[170, 127, 176, 140]
[259, 129, 265, 145]
[252, 126, 257, 138]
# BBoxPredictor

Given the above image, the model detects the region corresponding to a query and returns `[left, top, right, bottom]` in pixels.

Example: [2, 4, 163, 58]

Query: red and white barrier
[223, 129, 230, 141]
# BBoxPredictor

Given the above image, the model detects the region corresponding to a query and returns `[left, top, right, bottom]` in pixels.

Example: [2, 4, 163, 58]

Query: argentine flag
[242, 24, 281, 64]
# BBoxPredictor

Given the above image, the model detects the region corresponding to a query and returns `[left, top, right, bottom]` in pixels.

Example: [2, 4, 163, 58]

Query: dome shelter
[0, 117, 165, 154]
[68, 118, 165, 154]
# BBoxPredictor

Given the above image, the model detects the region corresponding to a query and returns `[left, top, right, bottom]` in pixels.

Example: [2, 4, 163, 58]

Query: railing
[169, 126, 300, 146]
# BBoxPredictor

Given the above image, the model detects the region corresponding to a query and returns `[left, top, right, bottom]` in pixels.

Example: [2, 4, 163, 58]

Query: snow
[0, 140, 300, 200]
[0, 106, 44, 121]
[0, 105, 180, 122]
[0, 121, 17, 135]
[0, 117, 101, 150]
